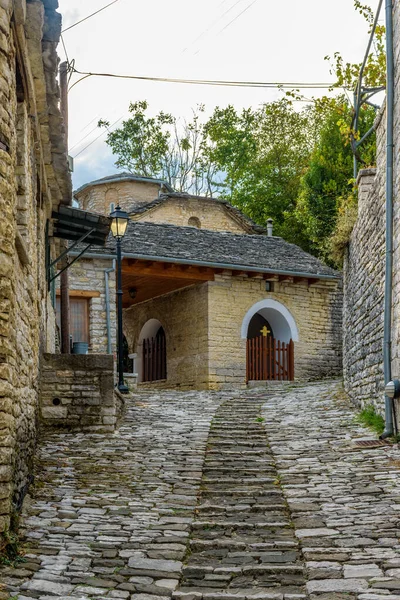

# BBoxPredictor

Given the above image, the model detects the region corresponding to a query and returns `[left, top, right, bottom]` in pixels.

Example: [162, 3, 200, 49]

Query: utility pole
[59, 61, 70, 353]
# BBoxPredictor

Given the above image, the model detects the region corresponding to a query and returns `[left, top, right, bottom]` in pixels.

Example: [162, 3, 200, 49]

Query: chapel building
[69, 173, 343, 390]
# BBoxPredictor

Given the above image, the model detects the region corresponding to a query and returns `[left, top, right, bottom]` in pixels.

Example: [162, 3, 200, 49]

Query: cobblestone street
[3, 382, 400, 600]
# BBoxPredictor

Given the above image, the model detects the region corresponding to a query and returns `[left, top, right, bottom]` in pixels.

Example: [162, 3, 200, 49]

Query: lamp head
[110, 205, 129, 240]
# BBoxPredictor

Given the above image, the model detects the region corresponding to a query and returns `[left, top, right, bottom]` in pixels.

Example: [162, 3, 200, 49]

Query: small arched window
[188, 216, 201, 228]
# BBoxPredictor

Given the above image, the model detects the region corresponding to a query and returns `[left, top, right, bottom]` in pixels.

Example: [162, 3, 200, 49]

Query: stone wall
[57, 257, 117, 354]
[208, 274, 343, 389]
[123, 275, 342, 390]
[76, 179, 162, 215]
[341, 14, 400, 416]
[40, 354, 120, 432]
[123, 284, 210, 389]
[0, 1, 70, 532]
[343, 165, 386, 411]
[132, 196, 250, 233]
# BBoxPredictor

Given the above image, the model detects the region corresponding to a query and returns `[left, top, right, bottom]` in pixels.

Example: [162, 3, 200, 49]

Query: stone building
[343, 3, 400, 416]
[69, 174, 343, 391]
[0, 1, 71, 532]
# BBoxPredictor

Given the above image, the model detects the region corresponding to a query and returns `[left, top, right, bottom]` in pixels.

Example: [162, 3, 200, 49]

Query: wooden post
[59, 62, 70, 353]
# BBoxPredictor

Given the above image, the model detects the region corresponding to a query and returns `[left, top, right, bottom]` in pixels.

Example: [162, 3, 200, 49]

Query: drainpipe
[104, 260, 116, 355]
[381, 0, 395, 438]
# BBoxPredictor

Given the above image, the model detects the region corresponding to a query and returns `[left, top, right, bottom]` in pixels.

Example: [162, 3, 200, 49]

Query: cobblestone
[3, 382, 400, 600]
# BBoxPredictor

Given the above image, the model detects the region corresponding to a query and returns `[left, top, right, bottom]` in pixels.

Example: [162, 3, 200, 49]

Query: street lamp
[110, 205, 129, 394]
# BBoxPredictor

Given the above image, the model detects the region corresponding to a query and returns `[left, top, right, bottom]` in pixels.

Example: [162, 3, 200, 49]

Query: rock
[306, 579, 369, 593]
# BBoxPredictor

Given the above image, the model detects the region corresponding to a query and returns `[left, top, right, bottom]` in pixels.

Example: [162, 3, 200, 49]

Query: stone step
[192, 520, 291, 530]
[189, 540, 299, 551]
[174, 591, 306, 600]
[195, 503, 286, 513]
[203, 477, 276, 484]
[201, 488, 281, 497]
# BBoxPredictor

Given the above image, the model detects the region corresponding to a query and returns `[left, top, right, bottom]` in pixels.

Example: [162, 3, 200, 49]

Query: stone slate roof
[88, 221, 338, 279]
[130, 192, 266, 234]
[74, 172, 173, 197]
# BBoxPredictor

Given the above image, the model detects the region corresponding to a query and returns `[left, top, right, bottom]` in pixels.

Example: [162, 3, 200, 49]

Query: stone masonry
[3, 382, 400, 600]
[132, 196, 253, 234]
[40, 353, 120, 432]
[343, 0, 400, 418]
[124, 274, 342, 390]
[56, 257, 117, 354]
[0, 0, 70, 533]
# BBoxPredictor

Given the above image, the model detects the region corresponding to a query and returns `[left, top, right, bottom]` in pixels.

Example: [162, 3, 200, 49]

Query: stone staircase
[173, 396, 306, 600]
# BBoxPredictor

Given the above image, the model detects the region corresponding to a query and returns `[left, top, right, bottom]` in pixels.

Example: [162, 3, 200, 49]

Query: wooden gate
[246, 336, 294, 381]
[142, 330, 166, 382]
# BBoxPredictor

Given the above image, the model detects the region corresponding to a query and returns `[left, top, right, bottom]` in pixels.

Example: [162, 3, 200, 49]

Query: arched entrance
[137, 319, 167, 383]
[241, 300, 298, 381]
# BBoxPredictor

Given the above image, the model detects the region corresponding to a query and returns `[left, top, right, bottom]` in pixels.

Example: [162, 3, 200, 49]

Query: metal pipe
[104, 261, 115, 355]
[381, 0, 395, 439]
[59, 61, 70, 353]
[68, 251, 339, 281]
[116, 239, 129, 393]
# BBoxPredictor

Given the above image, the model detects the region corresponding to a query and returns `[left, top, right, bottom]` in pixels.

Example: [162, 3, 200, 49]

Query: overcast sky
[57, 0, 382, 191]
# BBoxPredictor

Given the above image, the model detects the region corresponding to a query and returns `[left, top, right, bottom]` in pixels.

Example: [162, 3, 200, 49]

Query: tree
[294, 97, 377, 262]
[203, 99, 317, 244]
[99, 101, 219, 196]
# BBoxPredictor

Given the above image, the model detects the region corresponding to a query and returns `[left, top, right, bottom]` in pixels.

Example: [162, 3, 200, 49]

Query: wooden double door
[246, 314, 294, 381]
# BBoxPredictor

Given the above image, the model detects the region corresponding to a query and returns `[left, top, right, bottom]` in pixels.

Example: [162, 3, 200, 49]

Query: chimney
[267, 218, 273, 237]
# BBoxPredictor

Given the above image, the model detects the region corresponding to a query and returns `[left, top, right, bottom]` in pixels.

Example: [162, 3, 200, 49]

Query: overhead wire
[182, 0, 246, 54]
[68, 67, 336, 90]
[218, 0, 258, 34]
[72, 116, 124, 158]
[62, 0, 120, 33]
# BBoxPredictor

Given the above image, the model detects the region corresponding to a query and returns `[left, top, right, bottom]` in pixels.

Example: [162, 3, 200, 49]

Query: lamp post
[110, 205, 129, 394]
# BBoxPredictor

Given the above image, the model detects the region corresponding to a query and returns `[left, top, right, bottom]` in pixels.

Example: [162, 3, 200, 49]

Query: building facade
[0, 0, 71, 533]
[71, 175, 343, 391]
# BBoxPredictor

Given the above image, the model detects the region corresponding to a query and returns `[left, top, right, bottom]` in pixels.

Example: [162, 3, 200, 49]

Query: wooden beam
[122, 261, 214, 281]
[263, 274, 280, 281]
[278, 275, 294, 283]
[56, 289, 101, 298]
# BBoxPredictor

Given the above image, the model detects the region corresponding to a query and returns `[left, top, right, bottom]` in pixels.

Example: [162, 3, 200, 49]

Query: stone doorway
[242, 300, 298, 382]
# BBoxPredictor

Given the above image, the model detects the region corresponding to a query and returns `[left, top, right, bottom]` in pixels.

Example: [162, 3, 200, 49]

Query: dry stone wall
[0, 0, 70, 532]
[40, 354, 120, 432]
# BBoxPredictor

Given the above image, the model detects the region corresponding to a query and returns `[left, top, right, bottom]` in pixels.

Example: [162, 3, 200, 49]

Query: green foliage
[295, 97, 376, 263]
[325, 0, 386, 90]
[100, 101, 218, 195]
[0, 529, 25, 567]
[357, 405, 385, 435]
[203, 99, 317, 244]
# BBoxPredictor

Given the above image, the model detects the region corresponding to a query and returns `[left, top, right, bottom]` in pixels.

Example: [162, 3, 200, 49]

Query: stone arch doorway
[137, 319, 167, 383]
[241, 300, 298, 381]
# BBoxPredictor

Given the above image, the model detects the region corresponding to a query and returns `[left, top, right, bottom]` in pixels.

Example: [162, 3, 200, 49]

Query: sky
[57, 0, 382, 191]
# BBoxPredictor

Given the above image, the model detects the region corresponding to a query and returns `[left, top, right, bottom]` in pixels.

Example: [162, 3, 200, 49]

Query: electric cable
[73, 116, 124, 158]
[218, 0, 258, 34]
[62, 0, 120, 33]
[68, 66, 336, 90]
[182, 0, 246, 53]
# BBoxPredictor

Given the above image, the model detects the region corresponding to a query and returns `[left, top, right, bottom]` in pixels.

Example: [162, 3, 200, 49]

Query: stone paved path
[0, 390, 223, 599]
[2, 382, 400, 600]
[262, 381, 400, 600]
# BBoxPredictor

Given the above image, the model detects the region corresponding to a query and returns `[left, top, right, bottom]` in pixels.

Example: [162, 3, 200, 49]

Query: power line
[69, 67, 336, 90]
[182, 0, 246, 53]
[73, 116, 123, 158]
[62, 0, 120, 33]
[218, 0, 258, 34]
